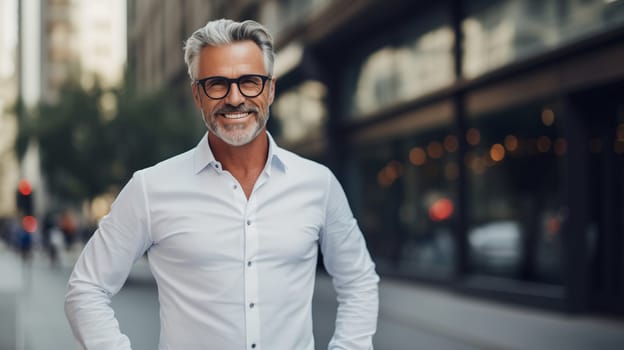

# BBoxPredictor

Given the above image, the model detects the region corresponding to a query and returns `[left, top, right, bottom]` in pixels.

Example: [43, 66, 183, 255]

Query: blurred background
[1, 0, 624, 349]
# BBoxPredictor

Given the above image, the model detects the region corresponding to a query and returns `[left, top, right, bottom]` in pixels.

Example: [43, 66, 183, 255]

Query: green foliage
[18, 79, 203, 203]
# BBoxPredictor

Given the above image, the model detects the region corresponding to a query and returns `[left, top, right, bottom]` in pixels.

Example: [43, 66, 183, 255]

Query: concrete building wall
[0, 0, 19, 217]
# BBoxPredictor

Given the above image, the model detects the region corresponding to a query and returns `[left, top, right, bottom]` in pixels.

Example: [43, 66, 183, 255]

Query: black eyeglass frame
[195, 74, 271, 100]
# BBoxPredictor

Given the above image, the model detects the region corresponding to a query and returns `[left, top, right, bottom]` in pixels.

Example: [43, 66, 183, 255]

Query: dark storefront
[268, 0, 624, 317]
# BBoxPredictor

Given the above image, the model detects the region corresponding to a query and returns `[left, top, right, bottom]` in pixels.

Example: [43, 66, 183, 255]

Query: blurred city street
[1, 241, 623, 350]
[2, 0, 624, 349]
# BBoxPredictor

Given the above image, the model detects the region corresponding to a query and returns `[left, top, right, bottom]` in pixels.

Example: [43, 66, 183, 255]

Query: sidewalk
[0, 244, 22, 350]
[315, 275, 624, 349]
[0, 242, 155, 350]
[3, 240, 623, 350]
[0, 242, 81, 350]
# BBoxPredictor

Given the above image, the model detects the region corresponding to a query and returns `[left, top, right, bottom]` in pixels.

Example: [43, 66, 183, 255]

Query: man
[65, 19, 379, 350]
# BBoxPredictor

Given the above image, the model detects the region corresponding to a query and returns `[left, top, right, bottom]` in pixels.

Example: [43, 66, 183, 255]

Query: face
[192, 41, 275, 147]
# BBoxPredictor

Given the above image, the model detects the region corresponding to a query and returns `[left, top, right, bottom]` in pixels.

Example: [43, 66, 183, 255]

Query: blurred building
[9, 0, 127, 218]
[0, 0, 19, 217]
[42, 0, 126, 104]
[126, 0, 624, 318]
[74, 0, 127, 91]
[126, 0, 218, 103]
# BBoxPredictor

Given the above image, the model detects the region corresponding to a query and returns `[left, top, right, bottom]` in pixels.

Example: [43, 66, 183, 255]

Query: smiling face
[192, 40, 275, 147]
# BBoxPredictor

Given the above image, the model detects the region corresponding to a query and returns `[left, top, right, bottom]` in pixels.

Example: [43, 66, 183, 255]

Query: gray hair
[183, 19, 274, 81]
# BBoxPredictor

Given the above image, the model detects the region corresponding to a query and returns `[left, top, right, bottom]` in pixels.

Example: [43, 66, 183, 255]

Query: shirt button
[247, 261, 252, 267]
[247, 220, 251, 226]
[233, 184, 238, 190]
[251, 344, 256, 349]
[249, 302, 255, 308]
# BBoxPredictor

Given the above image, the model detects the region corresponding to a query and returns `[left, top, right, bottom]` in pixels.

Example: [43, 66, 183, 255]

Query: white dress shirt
[65, 132, 379, 350]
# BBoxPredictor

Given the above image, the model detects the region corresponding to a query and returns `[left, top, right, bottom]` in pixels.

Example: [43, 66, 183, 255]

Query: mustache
[213, 104, 259, 115]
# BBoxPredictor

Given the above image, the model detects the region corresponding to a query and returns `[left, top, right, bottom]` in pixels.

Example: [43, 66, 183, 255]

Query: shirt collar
[193, 131, 288, 175]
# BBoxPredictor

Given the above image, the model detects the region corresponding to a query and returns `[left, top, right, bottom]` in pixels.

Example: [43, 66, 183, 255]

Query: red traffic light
[22, 215, 38, 233]
[18, 179, 32, 196]
[428, 197, 454, 222]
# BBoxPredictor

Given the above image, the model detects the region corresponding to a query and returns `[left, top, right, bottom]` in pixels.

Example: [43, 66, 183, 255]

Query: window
[347, 124, 458, 279]
[465, 102, 565, 284]
[341, 7, 454, 117]
[272, 80, 327, 146]
[463, 0, 624, 79]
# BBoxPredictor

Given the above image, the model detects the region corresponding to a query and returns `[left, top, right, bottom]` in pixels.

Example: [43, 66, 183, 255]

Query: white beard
[202, 110, 268, 146]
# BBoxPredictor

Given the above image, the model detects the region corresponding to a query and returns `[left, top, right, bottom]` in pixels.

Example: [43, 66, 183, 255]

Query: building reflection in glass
[349, 122, 458, 280]
[272, 80, 327, 146]
[345, 7, 454, 117]
[466, 102, 565, 284]
[463, 0, 624, 79]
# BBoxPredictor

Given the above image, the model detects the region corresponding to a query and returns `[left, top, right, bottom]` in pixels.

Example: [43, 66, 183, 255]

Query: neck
[207, 130, 269, 173]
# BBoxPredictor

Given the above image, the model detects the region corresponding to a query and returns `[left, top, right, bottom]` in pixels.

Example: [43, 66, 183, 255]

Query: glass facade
[263, 0, 333, 39]
[264, 0, 624, 314]
[580, 86, 624, 312]
[465, 102, 566, 284]
[348, 123, 458, 279]
[463, 0, 624, 78]
[271, 80, 327, 146]
[340, 6, 454, 117]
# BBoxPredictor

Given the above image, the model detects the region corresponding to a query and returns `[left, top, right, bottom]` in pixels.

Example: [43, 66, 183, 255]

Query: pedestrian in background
[64, 18, 379, 350]
[41, 212, 60, 266]
[17, 216, 33, 264]
[59, 209, 78, 251]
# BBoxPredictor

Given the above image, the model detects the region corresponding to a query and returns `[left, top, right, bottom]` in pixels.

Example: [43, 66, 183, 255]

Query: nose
[224, 81, 245, 106]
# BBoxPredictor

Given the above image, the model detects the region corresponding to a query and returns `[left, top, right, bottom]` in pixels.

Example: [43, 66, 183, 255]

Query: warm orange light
[554, 138, 567, 156]
[490, 143, 505, 161]
[377, 170, 392, 187]
[444, 135, 458, 152]
[409, 147, 427, 166]
[537, 136, 551, 153]
[429, 198, 454, 222]
[466, 128, 480, 146]
[387, 160, 403, 178]
[18, 179, 32, 196]
[541, 108, 555, 126]
[504, 135, 518, 152]
[377, 161, 403, 187]
[22, 215, 37, 233]
[427, 141, 444, 159]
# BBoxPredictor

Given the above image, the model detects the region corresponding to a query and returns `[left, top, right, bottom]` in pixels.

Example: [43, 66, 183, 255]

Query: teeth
[222, 112, 249, 119]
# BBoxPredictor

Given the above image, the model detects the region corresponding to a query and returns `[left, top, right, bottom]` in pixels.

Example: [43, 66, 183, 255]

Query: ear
[267, 78, 276, 106]
[191, 82, 202, 108]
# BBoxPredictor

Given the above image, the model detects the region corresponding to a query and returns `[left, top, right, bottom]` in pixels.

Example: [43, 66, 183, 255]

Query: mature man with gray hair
[64, 18, 379, 350]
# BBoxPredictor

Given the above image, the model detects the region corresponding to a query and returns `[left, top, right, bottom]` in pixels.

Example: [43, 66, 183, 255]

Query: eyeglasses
[195, 74, 271, 100]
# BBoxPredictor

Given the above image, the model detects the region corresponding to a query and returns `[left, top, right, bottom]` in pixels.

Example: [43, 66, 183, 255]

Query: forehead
[197, 40, 266, 78]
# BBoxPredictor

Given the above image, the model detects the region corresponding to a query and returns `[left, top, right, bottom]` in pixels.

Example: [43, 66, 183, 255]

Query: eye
[240, 76, 262, 87]
[206, 78, 228, 89]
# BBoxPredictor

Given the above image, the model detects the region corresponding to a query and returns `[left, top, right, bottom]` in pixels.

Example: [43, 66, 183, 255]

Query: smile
[221, 112, 251, 120]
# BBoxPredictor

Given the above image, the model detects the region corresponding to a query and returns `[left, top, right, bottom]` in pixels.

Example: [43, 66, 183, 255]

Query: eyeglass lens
[201, 75, 266, 99]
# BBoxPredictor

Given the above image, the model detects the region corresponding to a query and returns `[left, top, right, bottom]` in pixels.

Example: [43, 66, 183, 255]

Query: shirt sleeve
[319, 171, 380, 350]
[64, 171, 153, 350]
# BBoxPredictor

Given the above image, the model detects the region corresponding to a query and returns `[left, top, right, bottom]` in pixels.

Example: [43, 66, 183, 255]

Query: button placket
[244, 195, 260, 350]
